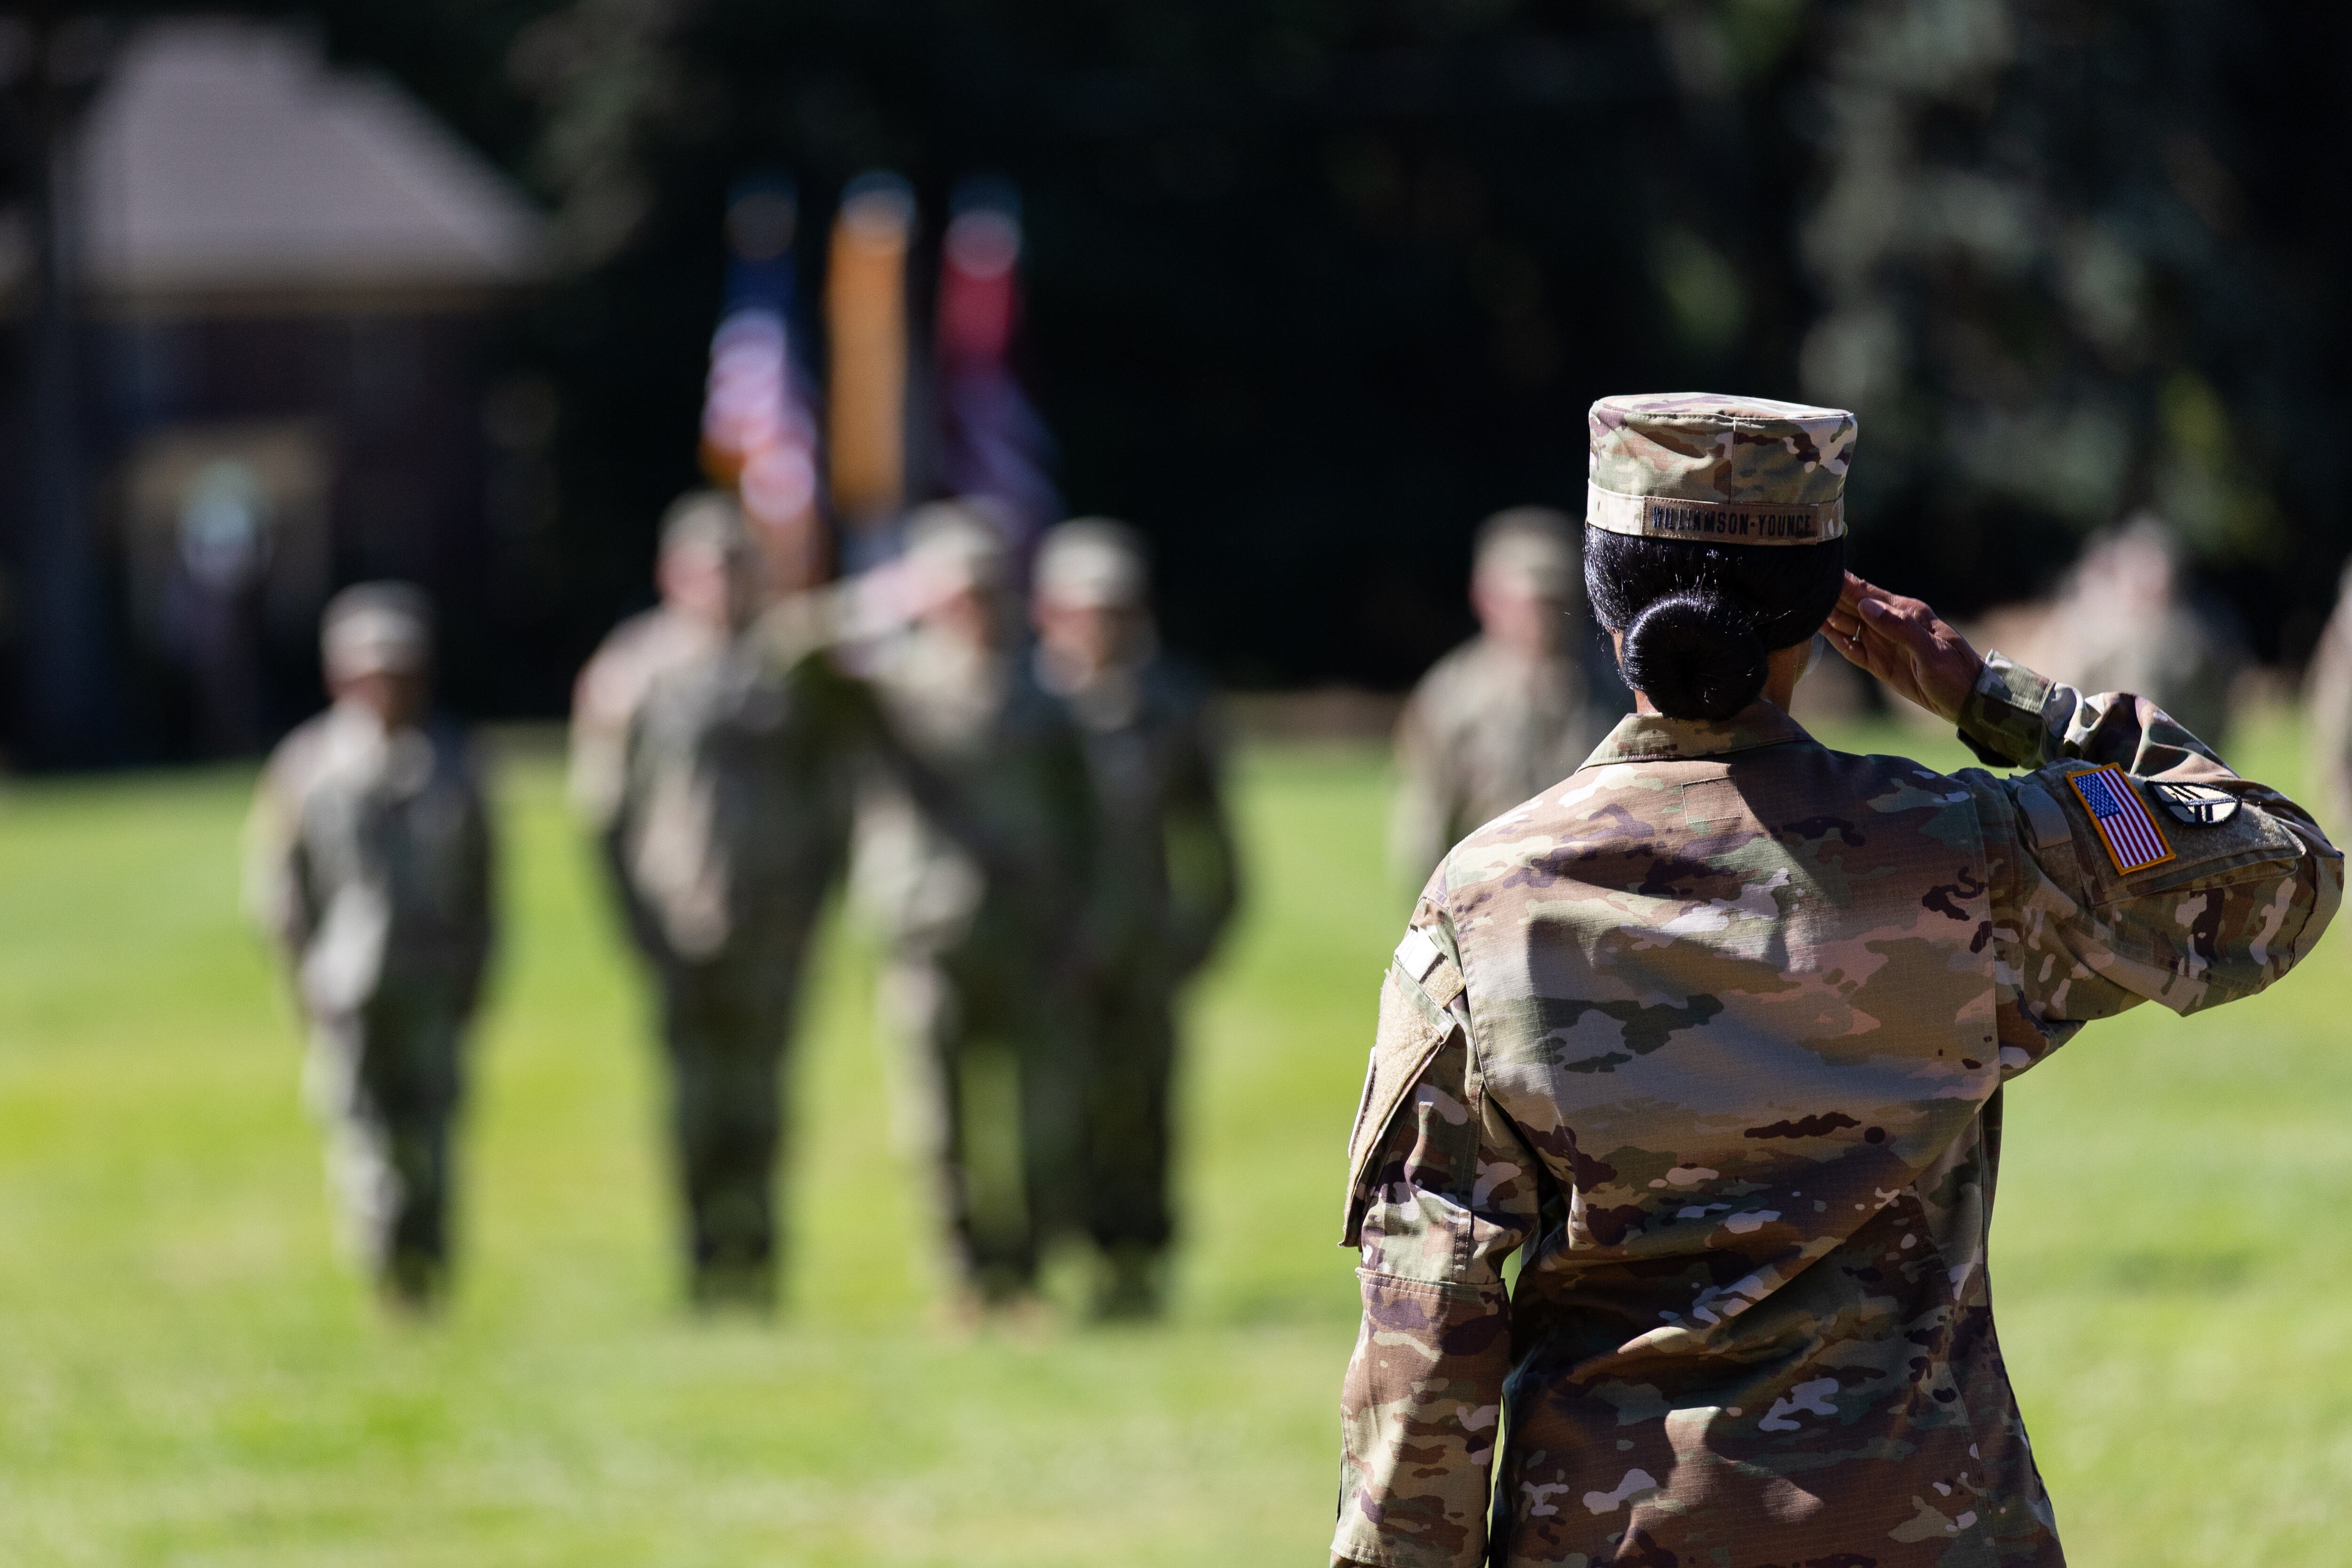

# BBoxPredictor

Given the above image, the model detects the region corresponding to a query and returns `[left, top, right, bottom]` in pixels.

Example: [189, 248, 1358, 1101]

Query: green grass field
[0, 713, 2347, 1566]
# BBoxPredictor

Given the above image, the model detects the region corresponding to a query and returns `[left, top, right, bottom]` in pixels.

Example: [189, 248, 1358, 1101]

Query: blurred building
[2, 19, 543, 761]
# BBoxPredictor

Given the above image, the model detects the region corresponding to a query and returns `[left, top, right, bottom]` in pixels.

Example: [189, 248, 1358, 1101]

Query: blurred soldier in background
[858, 499, 1097, 1313]
[246, 584, 493, 1309]
[2038, 515, 2247, 751]
[2304, 558, 2352, 832]
[1032, 519, 1239, 1318]
[573, 491, 859, 1308]
[1390, 507, 1627, 883]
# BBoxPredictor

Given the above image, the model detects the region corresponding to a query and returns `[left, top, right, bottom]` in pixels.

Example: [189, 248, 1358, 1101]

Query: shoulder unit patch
[2148, 779, 2242, 827]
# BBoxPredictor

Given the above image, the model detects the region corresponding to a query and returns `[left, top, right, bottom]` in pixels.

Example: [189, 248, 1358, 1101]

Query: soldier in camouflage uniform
[858, 499, 1097, 1308]
[578, 493, 863, 1307]
[1333, 394, 2340, 1568]
[1032, 519, 1240, 1317]
[248, 585, 494, 1308]
[1391, 508, 1630, 886]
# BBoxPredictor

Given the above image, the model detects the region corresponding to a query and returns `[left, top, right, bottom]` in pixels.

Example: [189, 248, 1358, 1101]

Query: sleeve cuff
[1955, 650, 2057, 768]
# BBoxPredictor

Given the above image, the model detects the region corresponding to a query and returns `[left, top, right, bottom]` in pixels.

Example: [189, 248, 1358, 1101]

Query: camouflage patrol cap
[905, 497, 1013, 592]
[1473, 507, 1577, 595]
[1035, 518, 1148, 608]
[1587, 393, 1856, 546]
[322, 581, 432, 680]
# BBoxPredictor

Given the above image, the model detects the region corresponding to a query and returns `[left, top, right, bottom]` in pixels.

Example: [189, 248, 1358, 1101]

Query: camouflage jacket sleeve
[1334, 893, 1539, 1568]
[1955, 652, 2343, 1047]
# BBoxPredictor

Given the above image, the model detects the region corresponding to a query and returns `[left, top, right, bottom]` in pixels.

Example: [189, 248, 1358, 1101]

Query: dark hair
[1585, 530, 1846, 721]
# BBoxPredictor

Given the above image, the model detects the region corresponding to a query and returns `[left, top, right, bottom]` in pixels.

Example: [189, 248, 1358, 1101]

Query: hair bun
[1620, 590, 1768, 720]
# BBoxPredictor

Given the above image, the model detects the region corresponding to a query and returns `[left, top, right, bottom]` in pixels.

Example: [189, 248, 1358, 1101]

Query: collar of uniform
[1581, 701, 1812, 766]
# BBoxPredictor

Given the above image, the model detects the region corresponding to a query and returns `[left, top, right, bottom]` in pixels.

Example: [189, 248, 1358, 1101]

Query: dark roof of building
[79, 20, 544, 308]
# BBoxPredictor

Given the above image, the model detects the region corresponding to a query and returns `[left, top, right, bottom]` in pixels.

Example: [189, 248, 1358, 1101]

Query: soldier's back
[1427, 709, 2050, 1558]
[1352, 681, 2338, 1565]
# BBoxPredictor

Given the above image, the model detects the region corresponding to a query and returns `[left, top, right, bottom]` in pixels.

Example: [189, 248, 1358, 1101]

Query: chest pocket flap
[1341, 926, 1467, 1245]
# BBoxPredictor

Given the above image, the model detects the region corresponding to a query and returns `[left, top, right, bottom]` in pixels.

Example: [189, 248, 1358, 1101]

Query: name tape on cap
[1585, 481, 1845, 545]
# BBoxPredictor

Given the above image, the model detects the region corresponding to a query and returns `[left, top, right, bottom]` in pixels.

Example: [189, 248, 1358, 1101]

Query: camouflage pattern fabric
[1392, 634, 1629, 887]
[1588, 394, 1856, 507]
[860, 629, 1099, 1296]
[569, 606, 727, 836]
[612, 603, 864, 1301]
[1334, 660, 2340, 1568]
[247, 703, 493, 1296]
[1043, 652, 1240, 1257]
[305, 979, 468, 1299]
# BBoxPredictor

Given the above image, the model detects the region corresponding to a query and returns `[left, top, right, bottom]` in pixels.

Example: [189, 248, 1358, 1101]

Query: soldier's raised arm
[1828, 572, 2343, 1040]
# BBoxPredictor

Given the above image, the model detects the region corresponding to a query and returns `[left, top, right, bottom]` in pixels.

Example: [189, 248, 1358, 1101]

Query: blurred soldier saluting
[247, 585, 493, 1309]
[1031, 519, 1239, 1318]
[1390, 507, 1629, 884]
[573, 491, 858, 1308]
[858, 499, 1097, 1313]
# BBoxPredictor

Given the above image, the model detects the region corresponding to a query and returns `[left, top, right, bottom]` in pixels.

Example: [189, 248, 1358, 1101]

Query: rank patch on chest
[2067, 765, 2174, 874]
[2148, 779, 2241, 827]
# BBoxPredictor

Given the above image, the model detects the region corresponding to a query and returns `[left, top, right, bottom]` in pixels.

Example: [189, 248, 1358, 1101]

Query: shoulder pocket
[1340, 927, 1466, 1245]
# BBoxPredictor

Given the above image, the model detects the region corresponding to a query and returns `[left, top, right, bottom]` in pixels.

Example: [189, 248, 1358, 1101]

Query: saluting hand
[1822, 571, 1986, 723]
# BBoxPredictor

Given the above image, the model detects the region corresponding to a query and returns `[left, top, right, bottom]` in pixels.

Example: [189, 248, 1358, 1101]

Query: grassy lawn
[0, 709, 2345, 1565]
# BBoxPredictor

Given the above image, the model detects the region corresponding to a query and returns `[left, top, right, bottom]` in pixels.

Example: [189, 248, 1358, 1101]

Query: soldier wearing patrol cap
[1332, 394, 2340, 1568]
[574, 490, 868, 1308]
[247, 583, 494, 1308]
[1032, 517, 1239, 1317]
[1390, 507, 1630, 886]
[857, 498, 1098, 1311]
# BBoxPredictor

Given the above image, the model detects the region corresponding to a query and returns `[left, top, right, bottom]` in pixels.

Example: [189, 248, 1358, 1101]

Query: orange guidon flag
[825, 174, 914, 531]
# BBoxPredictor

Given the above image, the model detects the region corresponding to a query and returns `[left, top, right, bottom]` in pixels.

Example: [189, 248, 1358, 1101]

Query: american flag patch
[2066, 765, 2174, 875]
